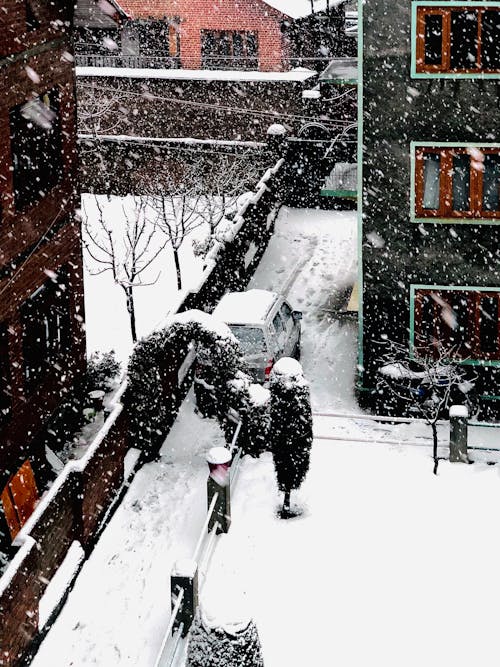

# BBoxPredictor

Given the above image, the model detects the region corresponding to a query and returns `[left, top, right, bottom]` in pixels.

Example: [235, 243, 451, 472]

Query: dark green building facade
[359, 1, 500, 416]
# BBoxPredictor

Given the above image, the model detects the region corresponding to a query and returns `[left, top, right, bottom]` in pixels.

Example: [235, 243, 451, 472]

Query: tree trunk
[124, 286, 137, 343]
[282, 489, 291, 517]
[173, 248, 182, 291]
[432, 421, 439, 475]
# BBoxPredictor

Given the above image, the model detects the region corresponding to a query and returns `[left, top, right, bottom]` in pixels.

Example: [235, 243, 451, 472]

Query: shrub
[187, 609, 264, 667]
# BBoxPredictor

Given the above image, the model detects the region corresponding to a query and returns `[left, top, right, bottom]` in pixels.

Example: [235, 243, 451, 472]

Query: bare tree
[81, 195, 165, 343]
[377, 338, 476, 475]
[140, 162, 208, 290]
[194, 155, 261, 257]
[77, 82, 131, 136]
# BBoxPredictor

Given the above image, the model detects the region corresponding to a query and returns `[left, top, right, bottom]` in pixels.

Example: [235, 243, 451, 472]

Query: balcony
[75, 53, 181, 69]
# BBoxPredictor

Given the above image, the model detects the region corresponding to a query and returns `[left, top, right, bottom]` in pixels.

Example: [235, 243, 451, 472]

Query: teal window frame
[409, 283, 500, 366]
[410, 141, 500, 224]
[411, 1, 500, 79]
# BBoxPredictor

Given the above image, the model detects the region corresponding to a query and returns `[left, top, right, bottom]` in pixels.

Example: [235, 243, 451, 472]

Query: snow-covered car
[209, 289, 302, 382]
[377, 359, 478, 418]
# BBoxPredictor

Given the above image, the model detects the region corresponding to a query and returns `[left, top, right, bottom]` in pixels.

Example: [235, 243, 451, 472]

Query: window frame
[201, 30, 259, 69]
[411, 1, 500, 78]
[410, 285, 500, 364]
[9, 87, 63, 212]
[411, 142, 500, 223]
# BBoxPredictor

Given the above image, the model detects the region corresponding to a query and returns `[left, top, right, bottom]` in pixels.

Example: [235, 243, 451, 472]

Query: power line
[78, 81, 356, 127]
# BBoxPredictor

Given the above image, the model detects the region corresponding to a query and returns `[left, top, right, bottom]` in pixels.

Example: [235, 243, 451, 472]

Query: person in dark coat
[268, 357, 313, 518]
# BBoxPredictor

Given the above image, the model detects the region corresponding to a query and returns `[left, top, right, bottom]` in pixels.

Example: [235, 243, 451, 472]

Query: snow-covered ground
[31, 208, 500, 666]
[249, 206, 358, 411]
[82, 194, 208, 365]
[204, 441, 500, 667]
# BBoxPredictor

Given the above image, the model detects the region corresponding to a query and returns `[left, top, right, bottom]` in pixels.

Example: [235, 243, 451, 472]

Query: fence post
[449, 405, 469, 463]
[206, 447, 232, 534]
[171, 558, 198, 637]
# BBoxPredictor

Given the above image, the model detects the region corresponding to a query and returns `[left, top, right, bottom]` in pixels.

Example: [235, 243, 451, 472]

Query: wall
[76, 73, 315, 142]
[0, 1, 86, 496]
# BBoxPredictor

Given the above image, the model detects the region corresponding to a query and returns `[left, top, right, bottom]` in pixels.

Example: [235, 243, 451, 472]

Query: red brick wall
[0, 0, 73, 59]
[0, 1, 86, 489]
[120, 0, 290, 71]
[80, 409, 129, 541]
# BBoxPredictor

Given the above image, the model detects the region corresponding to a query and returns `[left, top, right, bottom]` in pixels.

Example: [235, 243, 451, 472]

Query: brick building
[75, 0, 347, 71]
[0, 1, 85, 542]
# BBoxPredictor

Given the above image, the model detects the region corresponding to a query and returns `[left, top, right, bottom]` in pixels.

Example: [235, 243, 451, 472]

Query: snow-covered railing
[0, 382, 132, 667]
[155, 425, 245, 667]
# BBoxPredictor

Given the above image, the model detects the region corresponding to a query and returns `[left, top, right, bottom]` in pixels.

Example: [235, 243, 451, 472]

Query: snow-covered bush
[125, 310, 252, 456]
[187, 608, 264, 667]
[268, 358, 313, 516]
[227, 373, 270, 457]
[86, 350, 121, 391]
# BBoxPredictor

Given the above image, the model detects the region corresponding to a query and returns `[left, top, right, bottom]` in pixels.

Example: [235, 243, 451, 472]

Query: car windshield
[229, 326, 266, 355]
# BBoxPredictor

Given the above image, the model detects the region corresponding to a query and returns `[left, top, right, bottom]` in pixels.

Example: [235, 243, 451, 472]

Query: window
[414, 288, 500, 361]
[272, 312, 285, 334]
[414, 145, 500, 220]
[280, 302, 293, 323]
[201, 30, 258, 69]
[229, 326, 266, 355]
[21, 269, 71, 392]
[9, 88, 63, 211]
[415, 4, 500, 74]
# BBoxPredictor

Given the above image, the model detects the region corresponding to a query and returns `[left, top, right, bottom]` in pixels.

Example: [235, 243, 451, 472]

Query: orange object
[1, 460, 39, 540]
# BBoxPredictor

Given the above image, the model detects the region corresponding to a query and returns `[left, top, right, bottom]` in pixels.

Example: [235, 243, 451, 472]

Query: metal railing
[201, 56, 258, 70]
[75, 54, 181, 69]
[153, 423, 244, 667]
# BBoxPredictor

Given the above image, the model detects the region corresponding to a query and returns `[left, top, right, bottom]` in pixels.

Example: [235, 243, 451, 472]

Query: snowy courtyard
[30, 207, 500, 666]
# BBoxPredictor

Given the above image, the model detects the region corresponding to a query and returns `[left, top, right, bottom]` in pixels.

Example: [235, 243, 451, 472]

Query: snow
[263, 0, 344, 19]
[79, 133, 266, 149]
[450, 405, 469, 418]
[270, 356, 303, 378]
[205, 447, 232, 465]
[76, 66, 317, 83]
[212, 289, 277, 325]
[248, 206, 358, 411]
[248, 383, 270, 407]
[203, 441, 500, 667]
[302, 88, 321, 99]
[82, 194, 207, 365]
[28, 206, 500, 667]
[172, 558, 197, 579]
[171, 309, 236, 342]
[198, 602, 251, 636]
[38, 541, 85, 630]
[266, 123, 287, 136]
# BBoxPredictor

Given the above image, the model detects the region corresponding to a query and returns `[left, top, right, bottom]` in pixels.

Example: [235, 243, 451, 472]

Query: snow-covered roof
[212, 289, 278, 325]
[76, 66, 317, 82]
[263, 0, 345, 19]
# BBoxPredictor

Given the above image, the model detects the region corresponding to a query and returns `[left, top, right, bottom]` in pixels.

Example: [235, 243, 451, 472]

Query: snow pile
[172, 309, 236, 343]
[76, 66, 316, 82]
[270, 356, 303, 379]
[263, 0, 344, 19]
[266, 123, 287, 136]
